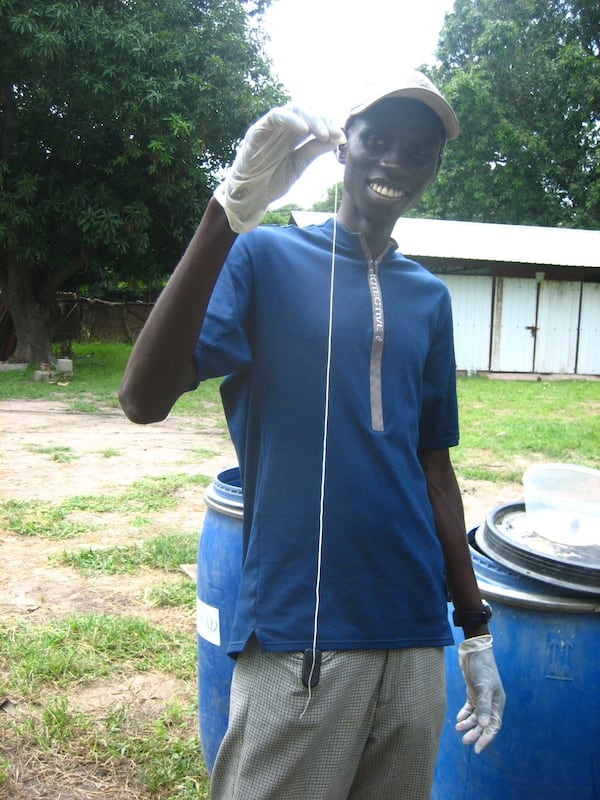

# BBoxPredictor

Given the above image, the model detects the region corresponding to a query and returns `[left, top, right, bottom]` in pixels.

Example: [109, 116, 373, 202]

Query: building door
[490, 278, 538, 372]
[577, 283, 600, 374]
[534, 281, 581, 374]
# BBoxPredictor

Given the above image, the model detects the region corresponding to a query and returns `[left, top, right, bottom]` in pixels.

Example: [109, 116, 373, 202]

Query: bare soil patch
[0, 399, 236, 624]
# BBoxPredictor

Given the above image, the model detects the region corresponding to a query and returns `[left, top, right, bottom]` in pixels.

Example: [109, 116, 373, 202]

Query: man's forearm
[419, 448, 489, 639]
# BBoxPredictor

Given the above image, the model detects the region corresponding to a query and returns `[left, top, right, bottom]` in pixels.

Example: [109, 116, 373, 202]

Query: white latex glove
[214, 104, 345, 233]
[456, 634, 506, 754]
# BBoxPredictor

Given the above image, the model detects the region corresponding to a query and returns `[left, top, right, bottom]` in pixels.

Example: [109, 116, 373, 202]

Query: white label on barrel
[196, 598, 221, 646]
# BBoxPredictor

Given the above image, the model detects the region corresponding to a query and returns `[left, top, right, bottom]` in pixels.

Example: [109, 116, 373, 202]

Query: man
[119, 71, 505, 800]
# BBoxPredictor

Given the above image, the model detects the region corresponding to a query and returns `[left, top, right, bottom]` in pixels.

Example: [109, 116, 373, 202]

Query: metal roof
[289, 212, 600, 269]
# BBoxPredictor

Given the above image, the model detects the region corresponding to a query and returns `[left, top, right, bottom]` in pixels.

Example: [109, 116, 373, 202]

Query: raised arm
[118, 199, 236, 424]
[118, 105, 344, 424]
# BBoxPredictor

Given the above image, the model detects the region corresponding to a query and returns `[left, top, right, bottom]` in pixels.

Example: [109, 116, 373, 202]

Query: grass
[0, 611, 206, 792]
[5, 699, 208, 798]
[1, 342, 598, 797]
[1, 613, 205, 799]
[453, 376, 599, 481]
[57, 532, 199, 576]
[0, 614, 196, 697]
[143, 579, 197, 609]
[26, 444, 79, 462]
[1, 691, 208, 799]
[0, 522, 205, 797]
[0, 474, 211, 539]
[0, 341, 225, 419]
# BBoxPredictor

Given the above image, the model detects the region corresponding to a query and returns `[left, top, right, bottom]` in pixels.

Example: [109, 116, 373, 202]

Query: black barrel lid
[475, 502, 600, 596]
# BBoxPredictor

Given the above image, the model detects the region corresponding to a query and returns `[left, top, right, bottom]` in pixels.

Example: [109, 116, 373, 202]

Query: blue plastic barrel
[432, 526, 600, 800]
[196, 467, 243, 774]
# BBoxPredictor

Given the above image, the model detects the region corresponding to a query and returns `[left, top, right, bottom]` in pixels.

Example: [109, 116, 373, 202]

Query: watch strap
[452, 601, 492, 627]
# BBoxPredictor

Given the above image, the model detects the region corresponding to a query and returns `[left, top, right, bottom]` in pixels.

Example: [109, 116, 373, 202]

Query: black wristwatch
[452, 599, 493, 628]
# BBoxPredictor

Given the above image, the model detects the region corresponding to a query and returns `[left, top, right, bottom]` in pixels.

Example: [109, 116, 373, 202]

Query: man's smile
[368, 181, 406, 200]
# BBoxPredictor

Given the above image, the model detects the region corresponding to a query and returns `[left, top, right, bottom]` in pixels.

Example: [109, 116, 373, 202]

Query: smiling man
[119, 71, 505, 800]
[338, 92, 449, 250]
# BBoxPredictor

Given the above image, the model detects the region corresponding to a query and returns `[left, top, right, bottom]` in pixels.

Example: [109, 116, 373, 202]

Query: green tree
[414, 0, 600, 228]
[0, 0, 285, 363]
[262, 204, 299, 226]
[311, 182, 343, 213]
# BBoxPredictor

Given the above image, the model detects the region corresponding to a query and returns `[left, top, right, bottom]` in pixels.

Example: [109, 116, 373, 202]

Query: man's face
[340, 98, 445, 230]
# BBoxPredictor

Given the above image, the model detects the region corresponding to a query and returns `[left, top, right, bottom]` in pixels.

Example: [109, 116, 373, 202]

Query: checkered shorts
[210, 639, 446, 799]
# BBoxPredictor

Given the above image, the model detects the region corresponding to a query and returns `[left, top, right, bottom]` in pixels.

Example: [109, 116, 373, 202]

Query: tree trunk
[0, 254, 55, 364]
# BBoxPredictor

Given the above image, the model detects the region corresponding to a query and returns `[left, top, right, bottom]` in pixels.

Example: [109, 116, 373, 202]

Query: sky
[261, 0, 457, 208]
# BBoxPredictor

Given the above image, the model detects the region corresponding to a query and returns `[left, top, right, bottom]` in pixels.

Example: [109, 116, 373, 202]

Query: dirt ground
[0, 399, 237, 619]
[0, 399, 521, 798]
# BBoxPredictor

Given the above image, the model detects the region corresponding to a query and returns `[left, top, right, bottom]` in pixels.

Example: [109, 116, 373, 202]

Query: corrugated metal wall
[577, 284, 600, 374]
[439, 275, 598, 375]
[439, 275, 493, 372]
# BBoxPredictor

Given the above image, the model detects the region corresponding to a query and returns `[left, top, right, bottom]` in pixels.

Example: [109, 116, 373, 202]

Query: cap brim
[349, 87, 459, 141]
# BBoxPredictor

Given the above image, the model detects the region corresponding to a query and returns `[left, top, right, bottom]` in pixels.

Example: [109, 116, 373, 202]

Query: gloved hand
[456, 634, 506, 754]
[214, 104, 345, 233]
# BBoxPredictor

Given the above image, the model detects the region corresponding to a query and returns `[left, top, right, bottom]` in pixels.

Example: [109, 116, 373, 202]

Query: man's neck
[336, 207, 396, 261]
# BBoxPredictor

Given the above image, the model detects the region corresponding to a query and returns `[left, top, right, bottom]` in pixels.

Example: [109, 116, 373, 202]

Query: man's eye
[364, 134, 387, 150]
[412, 149, 434, 162]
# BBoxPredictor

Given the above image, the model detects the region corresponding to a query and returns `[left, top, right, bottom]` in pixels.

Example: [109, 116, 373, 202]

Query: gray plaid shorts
[210, 639, 446, 799]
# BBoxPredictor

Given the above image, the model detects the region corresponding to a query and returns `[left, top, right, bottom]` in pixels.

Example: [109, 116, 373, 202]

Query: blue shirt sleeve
[418, 285, 459, 450]
[193, 235, 255, 382]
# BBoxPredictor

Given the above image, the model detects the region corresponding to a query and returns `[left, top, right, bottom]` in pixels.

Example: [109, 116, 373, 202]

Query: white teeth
[370, 182, 405, 199]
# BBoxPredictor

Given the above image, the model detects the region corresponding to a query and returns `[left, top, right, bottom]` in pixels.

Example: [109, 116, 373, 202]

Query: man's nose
[380, 144, 409, 172]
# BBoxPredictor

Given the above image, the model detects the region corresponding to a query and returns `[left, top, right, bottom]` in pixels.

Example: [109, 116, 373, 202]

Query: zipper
[359, 235, 392, 432]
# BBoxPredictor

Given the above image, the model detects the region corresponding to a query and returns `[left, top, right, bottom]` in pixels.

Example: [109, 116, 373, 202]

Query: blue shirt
[195, 218, 457, 653]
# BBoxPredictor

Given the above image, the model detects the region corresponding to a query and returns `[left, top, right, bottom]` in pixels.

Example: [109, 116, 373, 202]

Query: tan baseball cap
[347, 70, 459, 141]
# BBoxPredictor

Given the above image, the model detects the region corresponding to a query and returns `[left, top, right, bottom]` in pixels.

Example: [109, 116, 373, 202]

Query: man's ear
[337, 142, 347, 164]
